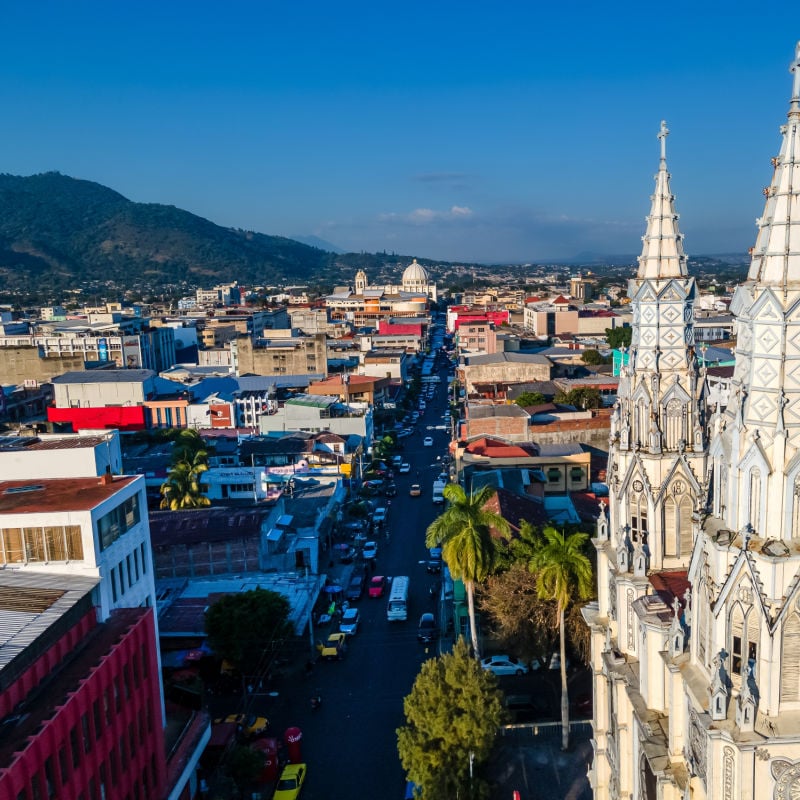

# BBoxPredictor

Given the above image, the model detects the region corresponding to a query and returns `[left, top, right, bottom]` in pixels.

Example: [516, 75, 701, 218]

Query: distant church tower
[354, 269, 368, 294]
[587, 121, 707, 798]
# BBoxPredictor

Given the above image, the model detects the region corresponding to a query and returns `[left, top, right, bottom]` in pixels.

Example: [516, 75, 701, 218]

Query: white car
[480, 655, 530, 676]
[363, 541, 378, 560]
[399, 462, 411, 474]
[373, 508, 387, 524]
[423, 436, 433, 446]
[339, 607, 360, 635]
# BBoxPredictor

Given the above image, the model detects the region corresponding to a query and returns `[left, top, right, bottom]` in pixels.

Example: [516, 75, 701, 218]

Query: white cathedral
[352, 258, 438, 302]
[586, 43, 800, 800]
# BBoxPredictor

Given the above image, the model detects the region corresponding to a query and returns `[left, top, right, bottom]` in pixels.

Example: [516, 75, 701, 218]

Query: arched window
[664, 398, 684, 451]
[635, 400, 649, 448]
[730, 600, 759, 679]
[630, 491, 648, 544]
[750, 469, 762, 533]
[664, 483, 692, 558]
[792, 475, 800, 538]
[781, 613, 800, 703]
[697, 579, 709, 667]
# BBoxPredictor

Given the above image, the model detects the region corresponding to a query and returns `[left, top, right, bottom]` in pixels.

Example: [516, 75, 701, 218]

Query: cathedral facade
[587, 44, 800, 800]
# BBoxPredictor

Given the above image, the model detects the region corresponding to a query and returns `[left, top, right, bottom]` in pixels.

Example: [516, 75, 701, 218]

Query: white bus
[386, 575, 410, 621]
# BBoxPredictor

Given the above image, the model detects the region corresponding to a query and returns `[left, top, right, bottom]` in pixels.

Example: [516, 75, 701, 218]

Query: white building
[587, 46, 800, 800]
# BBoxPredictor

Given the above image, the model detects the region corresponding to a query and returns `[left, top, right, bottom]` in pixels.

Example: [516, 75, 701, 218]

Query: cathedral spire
[747, 42, 800, 288]
[636, 120, 688, 281]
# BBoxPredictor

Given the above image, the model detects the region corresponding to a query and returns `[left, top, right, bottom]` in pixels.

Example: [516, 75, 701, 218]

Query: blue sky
[1, 1, 797, 263]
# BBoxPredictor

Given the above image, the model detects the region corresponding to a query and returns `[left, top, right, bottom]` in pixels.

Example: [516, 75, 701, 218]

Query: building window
[110, 569, 117, 602]
[70, 726, 81, 768]
[81, 712, 92, 753]
[44, 756, 56, 798]
[93, 698, 103, 739]
[118, 563, 125, 595]
[547, 468, 561, 483]
[140, 543, 147, 574]
[58, 745, 69, 785]
[569, 467, 584, 483]
[127, 554, 133, 587]
[97, 494, 140, 550]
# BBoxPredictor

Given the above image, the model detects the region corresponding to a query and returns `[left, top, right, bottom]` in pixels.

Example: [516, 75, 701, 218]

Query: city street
[252, 375, 453, 798]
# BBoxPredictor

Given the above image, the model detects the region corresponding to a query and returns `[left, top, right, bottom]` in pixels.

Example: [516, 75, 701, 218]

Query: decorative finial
[792, 42, 800, 100]
[658, 120, 669, 162]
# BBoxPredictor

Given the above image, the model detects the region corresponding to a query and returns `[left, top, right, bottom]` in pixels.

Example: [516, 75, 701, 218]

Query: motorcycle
[310, 691, 322, 711]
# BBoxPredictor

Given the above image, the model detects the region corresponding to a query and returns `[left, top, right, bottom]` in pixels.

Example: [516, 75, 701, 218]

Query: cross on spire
[658, 120, 669, 162]
[792, 41, 800, 100]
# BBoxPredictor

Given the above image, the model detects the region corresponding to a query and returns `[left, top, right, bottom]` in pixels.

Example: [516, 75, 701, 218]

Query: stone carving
[723, 746, 735, 800]
[627, 588, 635, 650]
[689, 710, 707, 783]
[771, 758, 800, 800]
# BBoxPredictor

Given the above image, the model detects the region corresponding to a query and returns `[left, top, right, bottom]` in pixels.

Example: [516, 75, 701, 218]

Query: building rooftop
[0, 435, 109, 453]
[468, 404, 530, 419]
[51, 369, 155, 384]
[464, 352, 551, 366]
[0, 475, 137, 514]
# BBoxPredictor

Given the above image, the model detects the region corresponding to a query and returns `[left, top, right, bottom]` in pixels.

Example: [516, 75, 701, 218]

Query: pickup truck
[317, 632, 348, 660]
[432, 480, 447, 505]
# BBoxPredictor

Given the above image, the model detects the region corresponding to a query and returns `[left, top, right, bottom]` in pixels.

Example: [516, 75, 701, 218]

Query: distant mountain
[0, 172, 337, 298]
[290, 234, 345, 254]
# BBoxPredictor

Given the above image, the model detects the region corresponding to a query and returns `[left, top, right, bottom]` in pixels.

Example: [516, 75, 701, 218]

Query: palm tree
[425, 484, 510, 659]
[530, 526, 593, 751]
[159, 460, 211, 510]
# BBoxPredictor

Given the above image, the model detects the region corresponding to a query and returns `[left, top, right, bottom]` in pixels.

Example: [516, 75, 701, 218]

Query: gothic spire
[636, 120, 688, 280]
[747, 42, 800, 288]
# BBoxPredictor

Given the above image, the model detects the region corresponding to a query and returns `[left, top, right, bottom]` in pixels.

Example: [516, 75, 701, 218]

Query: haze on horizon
[1, 1, 796, 264]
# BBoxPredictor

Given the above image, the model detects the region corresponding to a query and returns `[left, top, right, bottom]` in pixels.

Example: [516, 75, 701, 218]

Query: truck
[432, 480, 447, 505]
[317, 632, 348, 660]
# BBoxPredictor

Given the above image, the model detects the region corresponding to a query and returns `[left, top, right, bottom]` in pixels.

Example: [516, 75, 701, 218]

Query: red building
[47, 405, 147, 432]
[377, 320, 423, 337]
[0, 572, 167, 800]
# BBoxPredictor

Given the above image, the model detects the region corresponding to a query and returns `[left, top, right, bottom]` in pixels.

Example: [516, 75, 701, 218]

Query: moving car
[369, 575, 387, 598]
[274, 763, 306, 800]
[417, 612, 438, 644]
[339, 607, 360, 635]
[410, 484, 422, 497]
[346, 574, 365, 600]
[480, 655, 530, 676]
[362, 541, 378, 560]
[384, 483, 397, 497]
[373, 507, 388, 525]
[399, 462, 411, 474]
[317, 632, 348, 660]
[423, 436, 433, 446]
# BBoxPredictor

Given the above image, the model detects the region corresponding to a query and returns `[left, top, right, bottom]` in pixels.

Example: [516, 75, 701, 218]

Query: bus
[386, 575, 409, 621]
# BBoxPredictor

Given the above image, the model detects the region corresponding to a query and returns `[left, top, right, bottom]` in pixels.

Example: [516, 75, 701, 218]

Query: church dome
[402, 259, 429, 285]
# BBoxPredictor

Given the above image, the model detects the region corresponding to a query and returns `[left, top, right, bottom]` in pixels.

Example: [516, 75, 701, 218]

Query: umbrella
[324, 584, 343, 594]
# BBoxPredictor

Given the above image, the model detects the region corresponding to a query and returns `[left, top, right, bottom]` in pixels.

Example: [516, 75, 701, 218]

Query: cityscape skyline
[1, 2, 797, 263]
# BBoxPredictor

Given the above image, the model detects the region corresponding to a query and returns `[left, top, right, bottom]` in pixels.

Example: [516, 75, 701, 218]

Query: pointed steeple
[747, 43, 800, 288]
[637, 121, 688, 280]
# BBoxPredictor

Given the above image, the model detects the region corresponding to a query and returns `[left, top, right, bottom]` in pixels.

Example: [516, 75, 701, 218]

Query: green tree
[225, 745, 264, 799]
[554, 387, 601, 410]
[605, 326, 632, 350]
[530, 527, 593, 750]
[513, 391, 546, 407]
[397, 639, 506, 799]
[159, 429, 212, 510]
[426, 485, 510, 658]
[580, 349, 605, 365]
[205, 588, 293, 676]
[159, 460, 211, 509]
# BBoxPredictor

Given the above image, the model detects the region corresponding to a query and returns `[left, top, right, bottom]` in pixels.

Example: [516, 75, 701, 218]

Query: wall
[0, 346, 86, 385]
[48, 406, 148, 432]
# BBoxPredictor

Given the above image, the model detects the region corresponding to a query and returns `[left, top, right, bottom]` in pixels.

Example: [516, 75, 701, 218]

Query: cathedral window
[630, 492, 648, 544]
[664, 398, 685, 451]
[730, 601, 758, 678]
[749, 469, 762, 533]
[635, 400, 649, 448]
[792, 475, 800, 538]
[781, 612, 800, 702]
[664, 484, 693, 558]
[697, 579, 709, 667]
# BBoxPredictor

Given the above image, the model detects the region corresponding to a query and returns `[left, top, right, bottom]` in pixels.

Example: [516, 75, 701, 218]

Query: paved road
[258, 374, 453, 799]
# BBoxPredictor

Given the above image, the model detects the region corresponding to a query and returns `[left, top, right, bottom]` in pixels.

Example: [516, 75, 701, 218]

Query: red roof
[649, 571, 690, 610]
[552, 295, 571, 305]
[464, 437, 538, 459]
[483, 488, 549, 533]
[0, 476, 137, 513]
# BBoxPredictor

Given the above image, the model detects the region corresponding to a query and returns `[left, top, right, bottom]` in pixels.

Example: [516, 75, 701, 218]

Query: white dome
[402, 259, 429, 285]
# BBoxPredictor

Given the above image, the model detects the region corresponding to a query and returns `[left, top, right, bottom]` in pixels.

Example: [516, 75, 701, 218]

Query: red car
[369, 576, 387, 598]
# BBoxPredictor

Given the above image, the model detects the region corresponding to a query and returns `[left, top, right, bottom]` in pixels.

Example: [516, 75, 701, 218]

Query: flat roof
[468, 404, 529, 419]
[52, 369, 155, 384]
[0, 476, 137, 514]
[464, 352, 551, 366]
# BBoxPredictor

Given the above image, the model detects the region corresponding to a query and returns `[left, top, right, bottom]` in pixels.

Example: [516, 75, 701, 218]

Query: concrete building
[231, 331, 327, 378]
[358, 348, 410, 381]
[307, 374, 392, 406]
[456, 319, 498, 356]
[257, 394, 373, 442]
[459, 402, 531, 443]
[459, 352, 552, 395]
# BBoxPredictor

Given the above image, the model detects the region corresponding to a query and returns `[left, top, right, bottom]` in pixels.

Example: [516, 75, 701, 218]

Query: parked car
[363, 541, 378, 560]
[417, 612, 438, 644]
[339, 607, 360, 635]
[549, 652, 571, 671]
[373, 507, 388, 525]
[480, 655, 529, 676]
[345, 574, 365, 600]
[369, 575, 387, 598]
[399, 462, 411, 474]
[410, 484, 422, 497]
[423, 436, 433, 446]
[214, 713, 269, 737]
[274, 763, 307, 800]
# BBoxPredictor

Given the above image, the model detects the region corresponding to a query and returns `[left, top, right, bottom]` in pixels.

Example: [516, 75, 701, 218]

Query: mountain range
[0, 172, 344, 299]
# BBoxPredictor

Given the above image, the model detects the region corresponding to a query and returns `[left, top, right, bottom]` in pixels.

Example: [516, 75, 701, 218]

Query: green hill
[0, 172, 335, 297]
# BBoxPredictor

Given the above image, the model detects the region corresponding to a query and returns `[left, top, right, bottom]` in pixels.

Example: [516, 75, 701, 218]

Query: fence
[500, 720, 593, 743]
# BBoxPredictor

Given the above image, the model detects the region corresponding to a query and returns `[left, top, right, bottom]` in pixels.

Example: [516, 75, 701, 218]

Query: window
[58, 745, 69, 785]
[66, 526, 84, 560]
[70, 726, 81, 768]
[118, 563, 125, 595]
[44, 757, 56, 798]
[782, 613, 800, 702]
[547, 468, 561, 484]
[630, 492, 648, 544]
[569, 467, 584, 483]
[133, 549, 140, 580]
[127, 554, 133, 587]
[3, 528, 24, 563]
[140, 543, 147, 574]
[24, 527, 46, 562]
[110, 569, 117, 602]
[103, 687, 112, 725]
[44, 526, 67, 561]
[97, 495, 140, 550]
[93, 698, 103, 738]
[81, 712, 92, 753]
